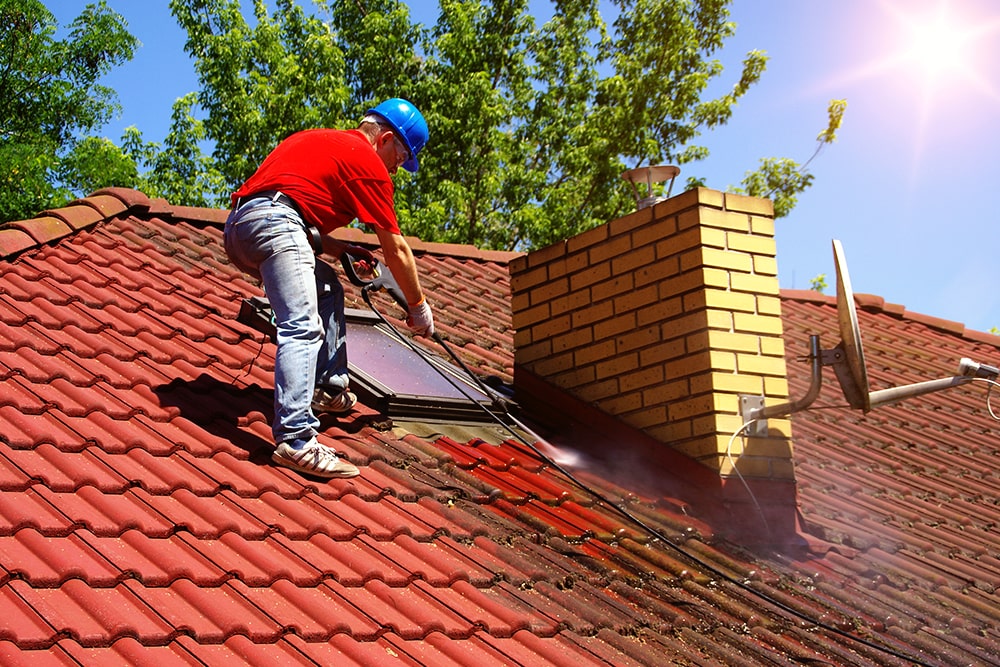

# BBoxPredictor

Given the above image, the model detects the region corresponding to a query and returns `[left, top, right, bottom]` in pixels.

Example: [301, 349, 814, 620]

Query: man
[224, 98, 434, 479]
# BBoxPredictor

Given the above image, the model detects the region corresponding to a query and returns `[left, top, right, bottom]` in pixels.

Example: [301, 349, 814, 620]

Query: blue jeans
[224, 196, 349, 445]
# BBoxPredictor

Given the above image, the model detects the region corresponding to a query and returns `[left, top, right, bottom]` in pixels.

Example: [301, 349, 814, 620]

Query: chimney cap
[622, 165, 681, 210]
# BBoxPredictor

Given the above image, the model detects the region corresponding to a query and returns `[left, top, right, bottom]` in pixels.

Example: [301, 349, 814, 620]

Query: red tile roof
[0, 189, 997, 665]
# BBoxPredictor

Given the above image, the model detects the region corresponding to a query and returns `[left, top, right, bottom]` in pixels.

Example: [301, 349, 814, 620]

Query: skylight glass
[345, 310, 495, 421]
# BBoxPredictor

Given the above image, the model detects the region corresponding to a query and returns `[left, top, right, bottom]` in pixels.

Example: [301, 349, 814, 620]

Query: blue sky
[48, 1, 1000, 335]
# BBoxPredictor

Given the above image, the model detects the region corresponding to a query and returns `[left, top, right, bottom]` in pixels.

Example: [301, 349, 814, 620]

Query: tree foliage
[166, 0, 807, 250]
[2, 0, 844, 251]
[0, 0, 137, 222]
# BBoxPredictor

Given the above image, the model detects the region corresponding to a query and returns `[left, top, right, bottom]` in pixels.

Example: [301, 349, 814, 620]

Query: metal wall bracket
[739, 395, 767, 437]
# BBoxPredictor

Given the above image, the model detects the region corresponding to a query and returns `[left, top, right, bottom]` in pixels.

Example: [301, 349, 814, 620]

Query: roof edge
[780, 288, 999, 345]
[0, 187, 153, 260]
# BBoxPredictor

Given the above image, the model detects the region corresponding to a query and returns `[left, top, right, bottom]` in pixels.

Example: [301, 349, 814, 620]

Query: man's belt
[235, 190, 323, 254]
[235, 189, 299, 213]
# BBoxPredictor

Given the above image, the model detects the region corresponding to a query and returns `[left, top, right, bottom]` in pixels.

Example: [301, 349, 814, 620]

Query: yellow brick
[593, 311, 637, 341]
[532, 351, 575, 377]
[720, 456, 773, 478]
[657, 225, 704, 256]
[631, 216, 677, 249]
[608, 207, 653, 236]
[686, 372, 758, 395]
[514, 339, 550, 364]
[742, 435, 793, 458]
[639, 338, 687, 366]
[680, 206, 751, 232]
[715, 412, 750, 434]
[510, 264, 549, 293]
[683, 247, 754, 273]
[512, 302, 551, 329]
[525, 238, 568, 268]
[552, 364, 596, 389]
[642, 378, 689, 406]
[666, 350, 712, 378]
[560, 250, 590, 276]
[569, 261, 611, 291]
[763, 376, 789, 397]
[669, 394, 716, 420]
[617, 324, 663, 353]
[733, 312, 783, 336]
[530, 313, 570, 341]
[749, 215, 776, 236]
[576, 378, 622, 403]
[527, 276, 570, 306]
[697, 288, 758, 313]
[637, 296, 684, 328]
[704, 267, 731, 289]
[618, 404, 668, 429]
[707, 330, 761, 353]
[571, 300, 614, 328]
[574, 339, 617, 366]
[710, 350, 737, 372]
[763, 418, 792, 438]
[697, 188, 726, 208]
[596, 352, 639, 381]
[614, 284, 659, 316]
[589, 232, 634, 264]
[706, 309, 735, 331]
[701, 226, 728, 249]
[670, 435, 726, 462]
[552, 327, 592, 353]
[566, 222, 609, 253]
[753, 255, 779, 276]
[660, 269, 712, 297]
[759, 336, 785, 356]
[657, 310, 708, 340]
[645, 419, 693, 443]
[736, 353, 788, 377]
[731, 272, 780, 297]
[691, 414, 719, 437]
[724, 192, 774, 216]
[620, 364, 664, 392]
[550, 289, 592, 317]
[725, 232, 776, 255]
[635, 257, 681, 289]
[757, 295, 783, 317]
[612, 245, 657, 279]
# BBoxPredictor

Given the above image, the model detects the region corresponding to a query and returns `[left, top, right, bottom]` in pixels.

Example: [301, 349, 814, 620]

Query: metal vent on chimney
[622, 165, 680, 210]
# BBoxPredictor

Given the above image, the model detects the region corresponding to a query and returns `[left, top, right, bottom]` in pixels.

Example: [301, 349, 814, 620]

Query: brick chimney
[510, 188, 795, 538]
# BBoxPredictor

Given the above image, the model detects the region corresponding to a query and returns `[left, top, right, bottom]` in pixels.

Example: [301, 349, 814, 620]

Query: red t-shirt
[232, 128, 399, 234]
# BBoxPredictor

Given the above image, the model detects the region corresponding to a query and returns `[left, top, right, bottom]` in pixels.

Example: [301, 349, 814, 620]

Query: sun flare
[890, 1, 980, 89]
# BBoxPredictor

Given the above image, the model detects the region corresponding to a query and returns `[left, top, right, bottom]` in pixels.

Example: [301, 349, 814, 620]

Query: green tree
[165, 0, 839, 251]
[0, 0, 138, 222]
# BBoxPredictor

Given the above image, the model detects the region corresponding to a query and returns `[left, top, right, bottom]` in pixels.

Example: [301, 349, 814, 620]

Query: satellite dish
[832, 239, 871, 412]
[740, 238, 993, 428]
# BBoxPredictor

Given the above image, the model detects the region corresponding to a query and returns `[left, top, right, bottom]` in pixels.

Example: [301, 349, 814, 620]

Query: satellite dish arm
[747, 336, 825, 420]
[867, 358, 995, 410]
[868, 375, 973, 410]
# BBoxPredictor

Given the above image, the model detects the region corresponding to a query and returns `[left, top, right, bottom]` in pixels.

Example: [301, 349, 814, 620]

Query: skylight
[345, 309, 495, 422]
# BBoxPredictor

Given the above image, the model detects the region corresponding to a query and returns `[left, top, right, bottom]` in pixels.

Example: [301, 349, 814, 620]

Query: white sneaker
[311, 386, 357, 414]
[272, 440, 360, 478]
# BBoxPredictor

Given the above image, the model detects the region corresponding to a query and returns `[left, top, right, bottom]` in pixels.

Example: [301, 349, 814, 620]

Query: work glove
[406, 297, 435, 337]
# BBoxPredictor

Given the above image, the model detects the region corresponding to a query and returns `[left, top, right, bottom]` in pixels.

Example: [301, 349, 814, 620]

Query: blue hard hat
[366, 98, 428, 173]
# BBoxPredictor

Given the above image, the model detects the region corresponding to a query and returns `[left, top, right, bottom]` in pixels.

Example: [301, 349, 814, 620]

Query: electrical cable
[725, 419, 771, 538]
[972, 378, 1000, 421]
[360, 289, 938, 667]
